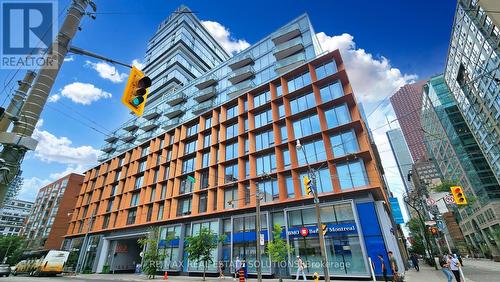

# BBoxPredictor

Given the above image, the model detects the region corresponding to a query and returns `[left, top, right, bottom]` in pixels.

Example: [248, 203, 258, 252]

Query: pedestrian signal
[121, 66, 152, 116]
[450, 186, 467, 205]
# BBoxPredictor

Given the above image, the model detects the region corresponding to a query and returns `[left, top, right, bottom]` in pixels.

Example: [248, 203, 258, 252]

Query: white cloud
[32, 119, 99, 167]
[201, 20, 250, 55]
[64, 56, 74, 62]
[59, 82, 112, 105]
[49, 165, 85, 180]
[132, 59, 145, 70]
[316, 32, 417, 218]
[47, 94, 60, 103]
[85, 60, 128, 83]
[17, 177, 50, 202]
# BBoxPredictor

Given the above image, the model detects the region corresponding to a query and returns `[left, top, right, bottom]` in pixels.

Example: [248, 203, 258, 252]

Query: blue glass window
[293, 114, 321, 138]
[278, 104, 285, 118]
[296, 139, 326, 165]
[289, 92, 316, 115]
[276, 84, 283, 97]
[182, 157, 195, 174]
[325, 104, 351, 128]
[254, 90, 271, 108]
[226, 123, 238, 139]
[256, 153, 276, 174]
[320, 81, 344, 102]
[225, 142, 238, 160]
[330, 130, 359, 157]
[259, 179, 279, 202]
[299, 168, 333, 194]
[287, 72, 311, 93]
[335, 160, 369, 190]
[226, 105, 237, 120]
[203, 133, 211, 148]
[285, 175, 295, 198]
[283, 148, 291, 169]
[280, 126, 288, 142]
[315, 60, 337, 80]
[184, 140, 197, 154]
[202, 152, 210, 168]
[254, 109, 273, 128]
[224, 163, 238, 183]
[187, 124, 198, 137]
[255, 130, 274, 151]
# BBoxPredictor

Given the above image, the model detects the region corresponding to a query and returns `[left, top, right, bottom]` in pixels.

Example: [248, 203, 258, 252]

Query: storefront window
[232, 214, 270, 274]
[159, 225, 181, 271]
[188, 220, 219, 272]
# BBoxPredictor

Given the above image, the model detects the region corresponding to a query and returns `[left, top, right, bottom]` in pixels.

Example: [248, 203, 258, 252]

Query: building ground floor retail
[63, 196, 405, 278]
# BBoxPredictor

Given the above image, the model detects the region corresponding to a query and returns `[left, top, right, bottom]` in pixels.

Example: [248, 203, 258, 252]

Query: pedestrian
[410, 253, 419, 271]
[242, 258, 248, 279]
[388, 251, 398, 281]
[295, 255, 307, 281]
[450, 254, 462, 282]
[219, 261, 225, 279]
[440, 255, 453, 282]
[234, 256, 241, 281]
[377, 254, 388, 282]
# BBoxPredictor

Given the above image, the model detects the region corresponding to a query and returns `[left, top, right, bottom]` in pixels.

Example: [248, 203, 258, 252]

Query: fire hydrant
[313, 272, 319, 282]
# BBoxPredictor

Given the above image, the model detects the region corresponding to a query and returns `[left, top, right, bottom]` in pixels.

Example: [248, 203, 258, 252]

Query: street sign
[300, 227, 309, 237]
[426, 198, 437, 206]
[389, 197, 405, 224]
[436, 220, 445, 230]
[424, 220, 436, 226]
[444, 194, 455, 204]
[259, 234, 265, 246]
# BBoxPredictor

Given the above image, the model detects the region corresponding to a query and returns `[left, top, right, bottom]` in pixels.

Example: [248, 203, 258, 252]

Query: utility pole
[255, 187, 263, 282]
[296, 140, 330, 282]
[0, 0, 94, 203]
[0, 71, 37, 132]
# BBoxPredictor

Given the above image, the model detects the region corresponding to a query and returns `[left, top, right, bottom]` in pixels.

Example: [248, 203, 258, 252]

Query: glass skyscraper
[386, 128, 414, 194]
[421, 75, 500, 257]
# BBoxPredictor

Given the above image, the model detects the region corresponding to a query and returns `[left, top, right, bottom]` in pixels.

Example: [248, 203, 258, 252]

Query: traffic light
[321, 224, 327, 236]
[450, 186, 467, 205]
[303, 176, 313, 196]
[121, 66, 152, 116]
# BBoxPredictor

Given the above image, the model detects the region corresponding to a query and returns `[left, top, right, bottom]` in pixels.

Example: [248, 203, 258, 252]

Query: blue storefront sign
[389, 197, 405, 224]
[287, 223, 357, 237]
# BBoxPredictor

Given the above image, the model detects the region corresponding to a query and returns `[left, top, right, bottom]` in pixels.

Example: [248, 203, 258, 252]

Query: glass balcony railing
[273, 37, 304, 60]
[275, 52, 306, 72]
[228, 54, 254, 70]
[271, 23, 301, 45]
[228, 65, 255, 84]
[123, 123, 138, 132]
[101, 144, 115, 153]
[192, 100, 215, 115]
[162, 117, 180, 130]
[165, 91, 187, 106]
[142, 107, 162, 120]
[140, 118, 160, 132]
[165, 104, 186, 118]
[195, 75, 218, 90]
[194, 86, 217, 103]
[227, 80, 255, 99]
[104, 134, 118, 143]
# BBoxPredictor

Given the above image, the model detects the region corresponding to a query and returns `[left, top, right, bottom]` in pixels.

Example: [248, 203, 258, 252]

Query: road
[461, 258, 500, 282]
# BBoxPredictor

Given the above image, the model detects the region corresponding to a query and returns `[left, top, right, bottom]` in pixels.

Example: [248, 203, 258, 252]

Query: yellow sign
[121, 66, 151, 116]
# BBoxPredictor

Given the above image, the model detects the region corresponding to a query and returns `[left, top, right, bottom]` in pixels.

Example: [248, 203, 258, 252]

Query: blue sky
[0, 0, 456, 205]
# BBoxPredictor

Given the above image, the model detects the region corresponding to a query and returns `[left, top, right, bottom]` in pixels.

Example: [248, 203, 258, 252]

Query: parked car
[0, 264, 10, 277]
[12, 250, 70, 276]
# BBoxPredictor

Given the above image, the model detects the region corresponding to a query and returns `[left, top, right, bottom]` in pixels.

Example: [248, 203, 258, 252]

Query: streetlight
[296, 140, 330, 282]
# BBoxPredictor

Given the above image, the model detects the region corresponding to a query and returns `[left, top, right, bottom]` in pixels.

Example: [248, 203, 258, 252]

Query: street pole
[0, 71, 36, 132]
[296, 140, 330, 282]
[255, 186, 263, 282]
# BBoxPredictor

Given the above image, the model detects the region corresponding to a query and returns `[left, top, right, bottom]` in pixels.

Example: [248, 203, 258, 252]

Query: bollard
[313, 272, 320, 282]
[239, 268, 245, 282]
[163, 271, 168, 280]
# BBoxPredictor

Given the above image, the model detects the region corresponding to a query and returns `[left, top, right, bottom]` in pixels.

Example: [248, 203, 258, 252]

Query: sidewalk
[405, 263, 477, 282]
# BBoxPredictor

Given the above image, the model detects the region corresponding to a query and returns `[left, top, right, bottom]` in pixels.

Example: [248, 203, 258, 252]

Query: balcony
[193, 86, 217, 103]
[228, 54, 254, 70]
[228, 65, 255, 85]
[271, 23, 301, 45]
[165, 105, 186, 118]
[101, 144, 115, 153]
[137, 131, 155, 142]
[195, 75, 217, 90]
[275, 52, 306, 74]
[273, 37, 304, 60]
[140, 119, 160, 132]
[192, 100, 215, 115]
[162, 117, 180, 130]
[165, 91, 187, 106]
[104, 134, 118, 143]
[142, 108, 161, 120]
[122, 134, 136, 143]
[227, 80, 255, 99]
[123, 123, 139, 132]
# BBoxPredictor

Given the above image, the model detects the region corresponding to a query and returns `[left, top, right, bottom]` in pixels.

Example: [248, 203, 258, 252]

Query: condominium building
[421, 75, 500, 257]
[386, 128, 414, 194]
[444, 0, 499, 182]
[63, 8, 403, 279]
[22, 173, 84, 253]
[0, 199, 33, 236]
[389, 80, 428, 161]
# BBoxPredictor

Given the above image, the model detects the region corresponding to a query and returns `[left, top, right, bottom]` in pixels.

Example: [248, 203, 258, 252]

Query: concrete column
[96, 239, 110, 273]
[375, 201, 405, 271]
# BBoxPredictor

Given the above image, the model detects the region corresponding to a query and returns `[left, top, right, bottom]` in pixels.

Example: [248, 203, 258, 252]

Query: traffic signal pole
[0, 0, 93, 203]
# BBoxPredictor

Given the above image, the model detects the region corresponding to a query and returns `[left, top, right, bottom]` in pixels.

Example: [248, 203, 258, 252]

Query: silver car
[0, 264, 10, 277]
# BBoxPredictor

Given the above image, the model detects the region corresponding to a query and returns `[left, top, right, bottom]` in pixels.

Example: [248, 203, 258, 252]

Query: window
[254, 109, 272, 128]
[161, 184, 167, 199]
[256, 153, 276, 174]
[226, 105, 237, 120]
[106, 198, 114, 212]
[118, 156, 125, 167]
[110, 184, 117, 196]
[200, 170, 209, 189]
[204, 133, 211, 148]
[150, 187, 156, 202]
[226, 123, 238, 139]
[166, 150, 172, 161]
[244, 138, 249, 154]
[224, 187, 238, 209]
[280, 126, 288, 142]
[182, 157, 195, 174]
[259, 179, 279, 202]
[205, 116, 212, 129]
[202, 152, 210, 168]
[245, 185, 251, 204]
[138, 160, 147, 173]
[276, 84, 282, 97]
[102, 215, 110, 229]
[287, 72, 311, 92]
[141, 146, 150, 158]
[177, 197, 192, 216]
[293, 114, 321, 138]
[296, 139, 326, 165]
[134, 175, 144, 189]
[245, 159, 250, 178]
[283, 149, 291, 169]
[157, 203, 164, 220]
[126, 208, 137, 225]
[224, 163, 238, 183]
[159, 138, 165, 149]
[278, 104, 285, 118]
[320, 81, 343, 102]
[330, 130, 359, 157]
[315, 60, 337, 80]
[187, 124, 198, 137]
[199, 192, 208, 213]
[255, 130, 274, 151]
[254, 90, 271, 108]
[225, 142, 238, 160]
[285, 175, 295, 198]
[335, 160, 369, 190]
[290, 92, 316, 115]
[299, 168, 333, 194]
[180, 176, 194, 194]
[146, 205, 153, 222]
[185, 140, 197, 154]
[325, 104, 351, 128]
[244, 118, 248, 132]
[163, 166, 170, 180]
[130, 192, 140, 206]
[153, 169, 159, 183]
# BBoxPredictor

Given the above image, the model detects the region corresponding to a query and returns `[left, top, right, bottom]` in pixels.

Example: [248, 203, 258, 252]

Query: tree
[138, 227, 173, 279]
[266, 224, 292, 282]
[184, 227, 225, 281]
[407, 218, 426, 255]
[0, 235, 25, 265]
